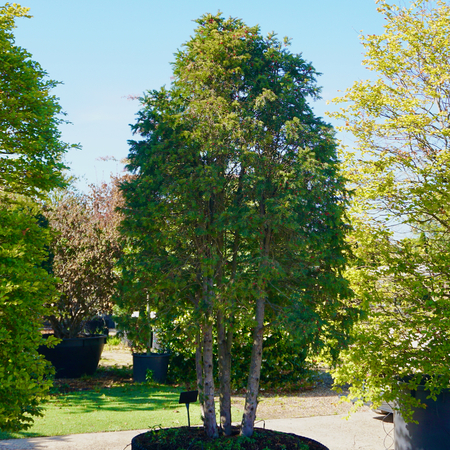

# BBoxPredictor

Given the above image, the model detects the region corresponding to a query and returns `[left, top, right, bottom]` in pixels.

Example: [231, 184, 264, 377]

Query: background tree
[0, 3, 71, 431]
[119, 13, 355, 438]
[45, 180, 123, 338]
[0, 3, 71, 198]
[329, 0, 450, 419]
[334, 219, 450, 421]
[331, 0, 450, 236]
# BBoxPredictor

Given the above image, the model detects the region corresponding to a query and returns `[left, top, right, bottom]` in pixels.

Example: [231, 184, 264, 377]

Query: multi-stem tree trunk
[241, 197, 271, 437]
[241, 294, 266, 437]
[216, 166, 243, 435]
[217, 310, 233, 435]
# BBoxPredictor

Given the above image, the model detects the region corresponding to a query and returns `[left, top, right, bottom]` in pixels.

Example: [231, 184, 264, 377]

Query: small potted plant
[39, 183, 123, 378]
[115, 300, 170, 383]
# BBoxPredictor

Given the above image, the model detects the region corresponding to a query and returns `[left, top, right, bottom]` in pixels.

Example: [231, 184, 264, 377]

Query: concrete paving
[0, 410, 394, 450]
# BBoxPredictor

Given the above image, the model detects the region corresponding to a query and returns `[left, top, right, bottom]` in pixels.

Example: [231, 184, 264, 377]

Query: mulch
[131, 426, 329, 450]
[52, 366, 133, 393]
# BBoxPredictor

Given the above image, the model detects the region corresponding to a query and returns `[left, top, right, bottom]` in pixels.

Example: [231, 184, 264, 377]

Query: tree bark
[217, 309, 233, 435]
[202, 321, 218, 438]
[195, 330, 204, 417]
[241, 294, 265, 437]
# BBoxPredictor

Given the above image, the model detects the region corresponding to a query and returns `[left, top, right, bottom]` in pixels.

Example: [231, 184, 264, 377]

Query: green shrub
[106, 335, 122, 346]
[0, 199, 59, 431]
[160, 327, 310, 390]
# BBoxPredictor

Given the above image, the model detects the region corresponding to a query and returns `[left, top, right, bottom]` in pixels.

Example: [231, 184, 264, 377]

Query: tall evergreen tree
[119, 13, 355, 438]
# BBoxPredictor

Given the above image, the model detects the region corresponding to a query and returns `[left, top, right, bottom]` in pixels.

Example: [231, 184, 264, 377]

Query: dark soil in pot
[132, 426, 329, 450]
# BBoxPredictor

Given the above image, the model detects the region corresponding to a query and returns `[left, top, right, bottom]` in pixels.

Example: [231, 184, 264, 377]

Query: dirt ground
[100, 347, 133, 367]
[96, 347, 364, 420]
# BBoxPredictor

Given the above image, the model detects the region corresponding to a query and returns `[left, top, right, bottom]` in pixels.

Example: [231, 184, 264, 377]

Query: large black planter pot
[394, 386, 450, 450]
[39, 335, 107, 379]
[131, 427, 330, 450]
[133, 353, 170, 383]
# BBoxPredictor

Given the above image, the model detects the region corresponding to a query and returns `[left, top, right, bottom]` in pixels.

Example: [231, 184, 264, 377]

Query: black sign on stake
[178, 390, 198, 427]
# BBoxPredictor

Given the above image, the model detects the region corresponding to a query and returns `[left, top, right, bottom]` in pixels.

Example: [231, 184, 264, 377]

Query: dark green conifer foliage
[118, 13, 356, 438]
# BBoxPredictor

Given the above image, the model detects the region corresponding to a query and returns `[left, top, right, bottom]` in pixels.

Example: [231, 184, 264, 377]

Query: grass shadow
[0, 384, 194, 440]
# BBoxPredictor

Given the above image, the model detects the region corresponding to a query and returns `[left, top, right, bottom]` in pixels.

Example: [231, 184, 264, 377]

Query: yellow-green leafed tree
[0, 3, 70, 431]
[331, 0, 450, 232]
[329, 0, 450, 422]
[0, 198, 60, 432]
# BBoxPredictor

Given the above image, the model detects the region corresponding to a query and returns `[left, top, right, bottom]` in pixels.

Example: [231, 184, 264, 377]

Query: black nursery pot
[131, 427, 330, 450]
[133, 353, 170, 383]
[394, 384, 450, 450]
[39, 335, 107, 379]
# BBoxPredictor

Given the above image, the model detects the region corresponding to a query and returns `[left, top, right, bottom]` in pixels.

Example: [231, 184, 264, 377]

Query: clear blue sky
[13, 0, 385, 192]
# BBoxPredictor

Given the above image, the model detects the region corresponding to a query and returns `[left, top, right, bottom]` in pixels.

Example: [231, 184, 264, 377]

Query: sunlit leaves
[0, 197, 58, 431]
[0, 4, 75, 432]
[330, 0, 450, 234]
[329, 0, 450, 420]
[0, 4, 73, 199]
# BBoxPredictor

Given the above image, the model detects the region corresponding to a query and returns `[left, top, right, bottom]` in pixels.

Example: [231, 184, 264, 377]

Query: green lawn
[0, 384, 233, 440]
